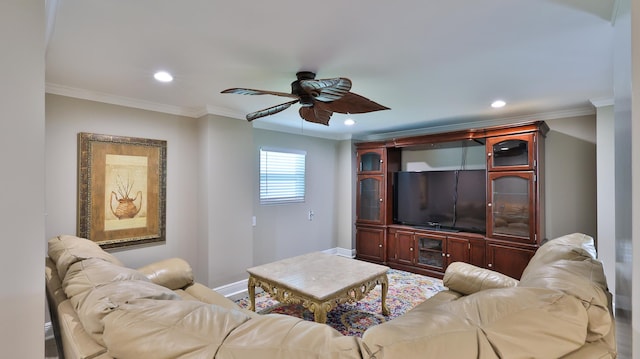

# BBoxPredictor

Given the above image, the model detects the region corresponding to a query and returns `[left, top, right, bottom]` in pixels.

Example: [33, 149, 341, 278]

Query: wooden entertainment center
[355, 121, 549, 279]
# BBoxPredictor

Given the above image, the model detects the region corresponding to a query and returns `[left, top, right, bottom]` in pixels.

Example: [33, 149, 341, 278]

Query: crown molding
[44, 83, 354, 140]
[45, 83, 207, 118]
[251, 120, 352, 141]
[590, 97, 614, 107]
[357, 106, 596, 142]
[44, 83, 597, 142]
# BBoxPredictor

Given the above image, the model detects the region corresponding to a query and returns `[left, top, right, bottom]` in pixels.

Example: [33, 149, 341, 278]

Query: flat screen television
[392, 170, 486, 234]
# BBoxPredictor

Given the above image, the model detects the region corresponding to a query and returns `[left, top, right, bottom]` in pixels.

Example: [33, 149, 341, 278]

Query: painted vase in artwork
[111, 191, 142, 219]
[109, 172, 142, 219]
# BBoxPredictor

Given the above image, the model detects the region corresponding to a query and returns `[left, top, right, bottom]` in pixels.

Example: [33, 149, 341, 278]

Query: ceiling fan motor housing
[291, 73, 317, 107]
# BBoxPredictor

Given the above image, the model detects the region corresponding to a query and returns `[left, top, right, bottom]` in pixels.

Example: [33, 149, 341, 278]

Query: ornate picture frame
[78, 132, 167, 249]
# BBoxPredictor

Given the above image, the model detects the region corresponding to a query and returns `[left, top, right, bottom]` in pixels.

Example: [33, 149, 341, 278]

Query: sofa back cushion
[521, 233, 596, 278]
[62, 258, 151, 309]
[102, 299, 252, 359]
[217, 314, 364, 359]
[77, 279, 181, 346]
[519, 258, 612, 342]
[362, 287, 589, 359]
[48, 235, 124, 279]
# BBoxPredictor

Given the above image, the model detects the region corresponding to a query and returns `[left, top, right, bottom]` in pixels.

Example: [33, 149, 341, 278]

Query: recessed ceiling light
[344, 118, 356, 126]
[491, 100, 506, 108]
[154, 71, 173, 83]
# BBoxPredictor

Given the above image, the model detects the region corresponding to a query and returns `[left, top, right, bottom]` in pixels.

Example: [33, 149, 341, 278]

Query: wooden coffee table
[246, 252, 390, 323]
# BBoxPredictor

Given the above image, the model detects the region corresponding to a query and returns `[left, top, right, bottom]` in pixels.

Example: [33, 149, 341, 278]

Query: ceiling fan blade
[221, 87, 299, 99]
[323, 92, 390, 114]
[246, 99, 299, 122]
[299, 77, 352, 102]
[299, 105, 333, 126]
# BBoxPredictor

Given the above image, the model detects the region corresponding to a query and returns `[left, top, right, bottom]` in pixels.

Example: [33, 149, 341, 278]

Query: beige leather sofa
[45, 233, 616, 359]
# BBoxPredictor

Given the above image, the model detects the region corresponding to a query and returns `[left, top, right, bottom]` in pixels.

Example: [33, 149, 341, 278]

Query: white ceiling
[45, 0, 615, 140]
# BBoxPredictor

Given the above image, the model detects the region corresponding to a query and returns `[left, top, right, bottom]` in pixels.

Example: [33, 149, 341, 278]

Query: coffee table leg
[313, 307, 328, 324]
[381, 274, 390, 316]
[248, 276, 256, 312]
[309, 302, 329, 324]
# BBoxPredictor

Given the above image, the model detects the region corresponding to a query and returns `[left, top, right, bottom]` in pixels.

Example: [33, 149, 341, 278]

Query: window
[259, 148, 306, 205]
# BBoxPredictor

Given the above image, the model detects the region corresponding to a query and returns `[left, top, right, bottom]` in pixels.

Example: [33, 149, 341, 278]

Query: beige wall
[614, 0, 639, 352]
[44, 95, 351, 287]
[336, 139, 357, 251]
[595, 105, 616, 299]
[0, 1, 45, 356]
[199, 114, 254, 287]
[251, 129, 343, 265]
[45, 95, 204, 277]
[544, 115, 597, 240]
[632, 0, 640, 350]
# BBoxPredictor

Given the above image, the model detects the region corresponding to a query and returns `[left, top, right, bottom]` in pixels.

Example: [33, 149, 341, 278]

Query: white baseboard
[214, 247, 355, 300]
[323, 247, 356, 258]
[214, 279, 252, 301]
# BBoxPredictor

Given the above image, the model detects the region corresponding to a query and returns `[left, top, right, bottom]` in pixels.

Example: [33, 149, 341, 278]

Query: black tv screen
[393, 170, 486, 233]
[453, 170, 487, 233]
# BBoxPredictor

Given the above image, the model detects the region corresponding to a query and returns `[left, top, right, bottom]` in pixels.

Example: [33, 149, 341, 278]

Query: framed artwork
[78, 132, 167, 249]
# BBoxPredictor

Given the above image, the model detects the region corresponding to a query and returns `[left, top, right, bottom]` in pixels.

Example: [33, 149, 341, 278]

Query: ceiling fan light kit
[222, 71, 389, 126]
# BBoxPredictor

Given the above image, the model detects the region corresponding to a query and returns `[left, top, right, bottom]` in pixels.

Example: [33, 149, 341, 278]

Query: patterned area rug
[234, 269, 445, 337]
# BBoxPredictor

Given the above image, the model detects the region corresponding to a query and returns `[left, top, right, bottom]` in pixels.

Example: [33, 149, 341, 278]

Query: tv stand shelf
[355, 121, 548, 279]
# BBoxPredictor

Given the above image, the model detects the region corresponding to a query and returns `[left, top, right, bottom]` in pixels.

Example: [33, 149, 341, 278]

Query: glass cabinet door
[415, 234, 445, 270]
[357, 175, 384, 223]
[486, 133, 535, 171]
[488, 172, 535, 242]
[358, 148, 384, 173]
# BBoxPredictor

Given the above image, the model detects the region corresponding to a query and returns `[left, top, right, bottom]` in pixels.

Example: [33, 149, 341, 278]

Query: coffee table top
[247, 252, 389, 301]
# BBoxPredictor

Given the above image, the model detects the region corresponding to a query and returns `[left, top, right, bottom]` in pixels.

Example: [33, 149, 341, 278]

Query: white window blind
[260, 148, 306, 205]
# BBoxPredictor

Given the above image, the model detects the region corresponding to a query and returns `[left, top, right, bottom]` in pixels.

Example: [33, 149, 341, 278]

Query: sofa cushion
[63, 258, 151, 309]
[137, 257, 194, 290]
[443, 262, 519, 295]
[518, 258, 612, 342]
[521, 233, 596, 279]
[102, 299, 252, 359]
[362, 287, 589, 359]
[216, 314, 364, 359]
[77, 279, 181, 346]
[48, 235, 124, 279]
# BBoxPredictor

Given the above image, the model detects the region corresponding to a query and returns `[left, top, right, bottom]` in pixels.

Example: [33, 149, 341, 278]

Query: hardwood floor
[615, 308, 632, 359]
[44, 337, 58, 359]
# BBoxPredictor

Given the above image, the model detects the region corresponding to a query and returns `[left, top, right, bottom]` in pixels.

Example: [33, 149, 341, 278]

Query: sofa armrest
[182, 282, 258, 317]
[137, 258, 194, 290]
[443, 262, 519, 295]
[57, 299, 110, 359]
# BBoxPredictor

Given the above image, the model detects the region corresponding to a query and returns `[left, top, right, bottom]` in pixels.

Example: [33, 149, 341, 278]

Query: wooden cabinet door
[469, 238, 486, 268]
[395, 230, 416, 266]
[355, 226, 385, 263]
[487, 171, 536, 243]
[357, 148, 385, 174]
[414, 232, 446, 271]
[356, 175, 385, 224]
[486, 241, 535, 279]
[486, 133, 535, 171]
[445, 236, 470, 267]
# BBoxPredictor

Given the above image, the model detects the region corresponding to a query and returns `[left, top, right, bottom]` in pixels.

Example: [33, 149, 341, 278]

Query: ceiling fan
[221, 71, 389, 126]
